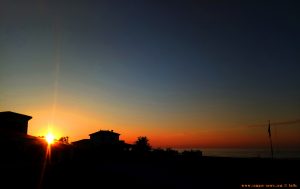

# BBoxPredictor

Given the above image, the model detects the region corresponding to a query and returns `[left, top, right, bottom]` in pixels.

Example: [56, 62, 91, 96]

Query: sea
[175, 148, 300, 159]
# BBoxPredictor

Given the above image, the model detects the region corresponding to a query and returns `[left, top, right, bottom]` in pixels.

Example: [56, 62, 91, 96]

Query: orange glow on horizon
[17, 105, 300, 149]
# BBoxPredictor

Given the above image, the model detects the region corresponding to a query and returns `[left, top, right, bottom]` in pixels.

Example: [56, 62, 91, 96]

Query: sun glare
[45, 132, 55, 144]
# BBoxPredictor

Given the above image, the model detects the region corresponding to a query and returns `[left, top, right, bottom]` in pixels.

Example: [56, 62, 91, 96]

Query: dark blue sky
[1, 0, 300, 147]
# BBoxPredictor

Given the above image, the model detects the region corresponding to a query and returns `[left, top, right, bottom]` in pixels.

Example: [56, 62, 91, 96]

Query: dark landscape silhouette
[0, 111, 299, 189]
[2, 0, 300, 188]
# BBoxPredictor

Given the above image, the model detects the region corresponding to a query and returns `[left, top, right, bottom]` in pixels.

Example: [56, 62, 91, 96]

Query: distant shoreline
[172, 147, 300, 159]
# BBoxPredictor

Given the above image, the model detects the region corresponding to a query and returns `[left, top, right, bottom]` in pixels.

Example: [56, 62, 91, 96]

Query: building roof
[89, 130, 120, 137]
[0, 111, 32, 120]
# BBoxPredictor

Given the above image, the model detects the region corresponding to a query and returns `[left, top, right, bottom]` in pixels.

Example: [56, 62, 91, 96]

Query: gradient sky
[1, 0, 300, 148]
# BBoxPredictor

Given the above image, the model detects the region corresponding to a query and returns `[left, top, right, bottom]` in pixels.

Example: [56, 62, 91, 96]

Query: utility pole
[268, 120, 274, 159]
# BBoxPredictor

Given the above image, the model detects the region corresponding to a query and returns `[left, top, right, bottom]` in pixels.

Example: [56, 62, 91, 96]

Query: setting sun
[45, 132, 55, 144]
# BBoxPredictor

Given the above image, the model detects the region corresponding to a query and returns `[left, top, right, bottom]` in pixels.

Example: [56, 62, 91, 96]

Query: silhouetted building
[72, 130, 131, 156]
[0, 111, 45, 162]
[0, 111, 32, 134]
[0, 111, 72, 163]
[89, 130, 120, 145]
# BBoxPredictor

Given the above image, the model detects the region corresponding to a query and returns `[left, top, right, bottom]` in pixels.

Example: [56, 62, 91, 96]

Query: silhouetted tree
[132, 136, 151, 154]
[166, 148, 179, 156]
[58, 136, 69, 144]
[181, 149, 202, 160]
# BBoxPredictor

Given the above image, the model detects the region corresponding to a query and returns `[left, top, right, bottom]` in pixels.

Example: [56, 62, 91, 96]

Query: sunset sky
[1, 0, 300, 148]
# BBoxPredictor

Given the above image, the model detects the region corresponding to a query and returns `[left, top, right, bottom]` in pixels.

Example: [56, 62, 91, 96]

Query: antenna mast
[268, 120, 274, 159]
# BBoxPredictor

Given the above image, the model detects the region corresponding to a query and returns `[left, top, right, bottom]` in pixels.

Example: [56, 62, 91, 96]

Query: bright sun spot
[45, 132, 55, 144]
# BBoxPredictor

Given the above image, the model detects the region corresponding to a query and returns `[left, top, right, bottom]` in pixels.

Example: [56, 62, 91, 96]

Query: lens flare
[45, 132, 55, 144]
